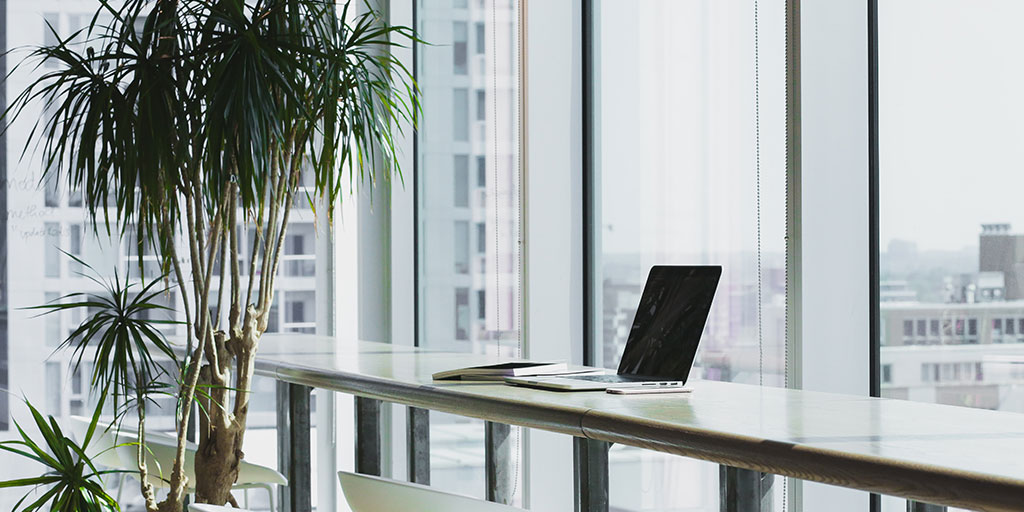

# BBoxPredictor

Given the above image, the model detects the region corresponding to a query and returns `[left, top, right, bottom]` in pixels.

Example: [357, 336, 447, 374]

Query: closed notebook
[432, 361, 568, 381]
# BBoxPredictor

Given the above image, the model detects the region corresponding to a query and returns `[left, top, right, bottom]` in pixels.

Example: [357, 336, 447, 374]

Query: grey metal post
[355, 396, 382, 476]
[907, 501, 947, 512]
[573, 437, 610, 512]
[407, 406, 430, 484]
[277, 381, 312, 512]
[720, 466, 774, 512]
[485, 421, 514, 504]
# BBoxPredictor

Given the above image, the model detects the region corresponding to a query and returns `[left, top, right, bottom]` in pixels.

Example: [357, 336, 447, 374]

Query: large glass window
[417, 0, 521, 502]
[590, 1, 786, 510]
[877, 1, 1024, 510]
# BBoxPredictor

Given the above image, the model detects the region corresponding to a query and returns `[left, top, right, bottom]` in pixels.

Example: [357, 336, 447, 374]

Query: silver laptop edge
[504, 375, 683, 391]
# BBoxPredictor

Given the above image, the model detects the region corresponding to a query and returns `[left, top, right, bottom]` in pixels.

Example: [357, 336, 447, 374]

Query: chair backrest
[338, 471, 524, 512]
[69, 416, 286, 489]
[66, 415, 136, 470]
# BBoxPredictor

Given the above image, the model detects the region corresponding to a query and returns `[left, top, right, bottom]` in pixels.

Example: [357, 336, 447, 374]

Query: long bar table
[251, 335, 1024, 512]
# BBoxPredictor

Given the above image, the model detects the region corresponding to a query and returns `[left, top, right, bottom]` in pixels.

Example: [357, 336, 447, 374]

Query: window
[454, 221, 470, 274]
[882, 364, 892, 384]
[929, 319, 939, 336]
[476, 156, 486, 187]
[43, 13, 60, 68]
[590, 1, 786, 509]
[283, 223, 316, 277]
[903, 319, 913, 337]
[68, 186, 82, 207]
[453, 22, 468, 75]
[419, 0, 520, 352]
[44, 222, 60, 278]
[453, 88, 469, 141]
[475, 22, 485, 54]
[878, 1, 1024, 443]
[916, 319, 926, 337]
[417, 0, 521, 500]
[283, 291, 315, 333]
[68, 224, 82, 275]
[454, 155, 470, 207]
[455, 288, 470, 340]
[44, 175, 60, 207]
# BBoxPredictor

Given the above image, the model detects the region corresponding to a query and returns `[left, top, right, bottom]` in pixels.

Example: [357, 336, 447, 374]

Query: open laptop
[506, 265, 721, 391]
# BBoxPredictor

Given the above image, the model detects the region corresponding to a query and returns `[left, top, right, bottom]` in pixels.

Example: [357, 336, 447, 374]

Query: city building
[880, 224, 1024, 411]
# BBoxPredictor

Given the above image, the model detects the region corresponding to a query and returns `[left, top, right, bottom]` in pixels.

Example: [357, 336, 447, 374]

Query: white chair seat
[339, 471, 524, 512]
[189, 505, 254, 512]
[68, 416, 285, 510]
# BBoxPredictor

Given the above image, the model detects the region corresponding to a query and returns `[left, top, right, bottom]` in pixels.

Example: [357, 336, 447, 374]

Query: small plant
[0, 396, 123, 512]
[27, 256, 179, 510]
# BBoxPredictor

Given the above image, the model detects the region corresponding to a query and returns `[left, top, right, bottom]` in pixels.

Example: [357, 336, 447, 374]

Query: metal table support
[355, 396, 382, 476]
[407, 406, 430, 484]
[908, 501, 947, 512]
[720, 466, 774, 512]
[573, 437, 610, 512]
[277, 381, 312, 512]
[485, 421, 514, 504]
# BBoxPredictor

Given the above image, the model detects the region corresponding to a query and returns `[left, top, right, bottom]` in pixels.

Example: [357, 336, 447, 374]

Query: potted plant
[3, 0, 417, 509]
[0, 398, 122, 512]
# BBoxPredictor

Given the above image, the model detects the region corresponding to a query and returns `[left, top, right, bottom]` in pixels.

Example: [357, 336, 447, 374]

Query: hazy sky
[597, 0, 787, 258]
[879, 0, 1024, 251]
[597, 0, 1024, 255]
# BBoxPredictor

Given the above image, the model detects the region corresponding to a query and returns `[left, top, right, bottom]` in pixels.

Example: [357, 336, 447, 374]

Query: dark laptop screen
[616, 265, 722, 381]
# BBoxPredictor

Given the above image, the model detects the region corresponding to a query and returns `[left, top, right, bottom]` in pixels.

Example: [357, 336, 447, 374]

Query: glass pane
[878, 1, 1024, 510]
[591, 0, 786, 510]
[417, 0, 522, 503]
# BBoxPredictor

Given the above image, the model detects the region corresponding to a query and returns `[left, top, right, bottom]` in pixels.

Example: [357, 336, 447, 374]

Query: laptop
[505, 265, 721, 391]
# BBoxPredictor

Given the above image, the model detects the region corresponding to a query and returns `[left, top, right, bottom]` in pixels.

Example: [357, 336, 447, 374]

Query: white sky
[597, 0, 1024, 255]
[879, 0, 1024, 251]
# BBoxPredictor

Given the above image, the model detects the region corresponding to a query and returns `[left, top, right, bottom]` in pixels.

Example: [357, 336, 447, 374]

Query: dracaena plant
[28, 256, 179, 510]
[0, 396, 123, 512]
[3, 0, 417, 509]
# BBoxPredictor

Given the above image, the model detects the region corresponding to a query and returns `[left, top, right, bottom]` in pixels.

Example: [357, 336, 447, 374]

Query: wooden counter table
[244, 335, 1024, 512]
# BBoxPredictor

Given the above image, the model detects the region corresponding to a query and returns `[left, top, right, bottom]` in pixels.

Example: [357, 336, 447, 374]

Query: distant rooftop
[982, 223, 1013, 234]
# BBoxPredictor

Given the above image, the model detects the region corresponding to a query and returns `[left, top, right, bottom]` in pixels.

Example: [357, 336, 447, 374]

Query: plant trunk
[194, 326, 261, 503]
[194, 424, 245, 503]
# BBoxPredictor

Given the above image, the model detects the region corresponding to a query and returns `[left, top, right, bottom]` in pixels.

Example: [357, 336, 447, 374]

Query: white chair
[68, 416, 286, 511]
[189, 506, 253, 512]
[338, 471, 524, 512]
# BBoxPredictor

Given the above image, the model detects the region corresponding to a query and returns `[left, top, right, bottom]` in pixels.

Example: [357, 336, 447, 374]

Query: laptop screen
[616, 265, 722, 381]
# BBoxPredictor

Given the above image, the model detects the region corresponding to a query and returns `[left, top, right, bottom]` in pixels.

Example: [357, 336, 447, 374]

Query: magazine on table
[432, 361, 603, 381]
